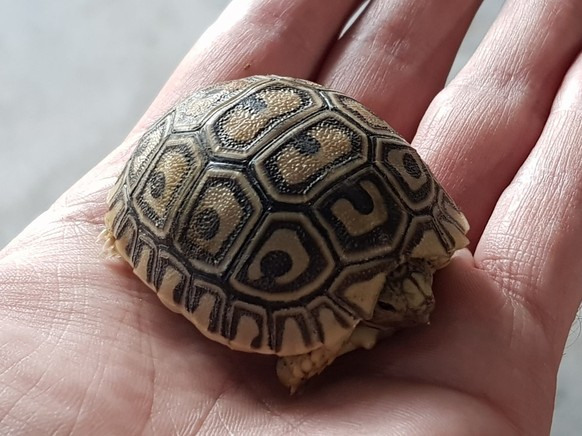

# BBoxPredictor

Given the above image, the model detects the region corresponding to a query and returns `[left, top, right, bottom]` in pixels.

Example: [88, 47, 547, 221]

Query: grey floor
[0, 1, 579, 434]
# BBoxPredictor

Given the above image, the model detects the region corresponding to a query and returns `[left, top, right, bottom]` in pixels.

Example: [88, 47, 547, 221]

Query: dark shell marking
[105, 75, 469, 356]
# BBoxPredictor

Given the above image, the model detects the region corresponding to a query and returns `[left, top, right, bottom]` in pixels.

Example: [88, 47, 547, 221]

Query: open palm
[2, 1, 582, 434]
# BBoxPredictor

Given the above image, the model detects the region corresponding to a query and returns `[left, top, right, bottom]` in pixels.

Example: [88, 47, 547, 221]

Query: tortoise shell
[104, 75, 469, 361]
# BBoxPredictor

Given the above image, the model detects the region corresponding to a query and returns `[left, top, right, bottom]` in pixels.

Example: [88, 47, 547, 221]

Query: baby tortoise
[103, 75, 469, 393]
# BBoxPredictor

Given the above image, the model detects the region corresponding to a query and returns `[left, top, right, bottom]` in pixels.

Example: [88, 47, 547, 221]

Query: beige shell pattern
[104, 75, 469, 386]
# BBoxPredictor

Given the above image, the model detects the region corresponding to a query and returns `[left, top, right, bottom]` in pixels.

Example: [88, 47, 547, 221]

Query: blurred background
[0, 1, 579, 433]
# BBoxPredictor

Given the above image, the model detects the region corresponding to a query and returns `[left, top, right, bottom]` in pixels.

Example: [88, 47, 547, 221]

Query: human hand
[1, 0, 581, 434]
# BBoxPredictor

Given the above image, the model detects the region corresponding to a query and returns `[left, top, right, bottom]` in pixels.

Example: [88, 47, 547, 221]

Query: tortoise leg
[98, 228, 119, 258]
[276, 324, 381, 394]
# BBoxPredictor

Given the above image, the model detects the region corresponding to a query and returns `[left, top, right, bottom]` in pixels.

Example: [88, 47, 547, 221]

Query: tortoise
[103, 75, 469, 392]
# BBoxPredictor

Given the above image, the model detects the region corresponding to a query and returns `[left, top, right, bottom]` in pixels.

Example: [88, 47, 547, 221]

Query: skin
[1, 0, 581, 434]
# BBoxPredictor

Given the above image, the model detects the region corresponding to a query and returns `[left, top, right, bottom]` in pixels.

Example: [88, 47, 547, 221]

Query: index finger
[124, 0, 362, 149]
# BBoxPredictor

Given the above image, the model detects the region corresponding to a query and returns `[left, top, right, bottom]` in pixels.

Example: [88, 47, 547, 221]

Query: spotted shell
[104, 75, 469, 358]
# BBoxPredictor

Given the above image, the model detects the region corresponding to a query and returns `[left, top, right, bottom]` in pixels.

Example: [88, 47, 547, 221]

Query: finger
[133, 0, 363, 137]
[317, 0, 483, 139]
[414, 0, 582, 245]
[476, 50, 582, 359]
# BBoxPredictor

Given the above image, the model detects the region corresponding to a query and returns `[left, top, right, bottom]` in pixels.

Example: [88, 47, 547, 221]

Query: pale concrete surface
[0, 1, 579, 434]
